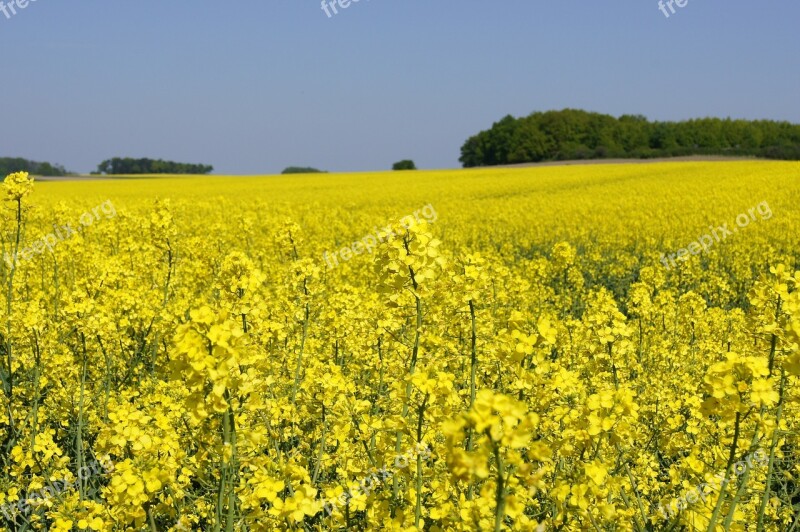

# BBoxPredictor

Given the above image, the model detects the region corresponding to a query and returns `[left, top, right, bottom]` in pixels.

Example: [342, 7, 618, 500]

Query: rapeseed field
[0, 161, 798, 531]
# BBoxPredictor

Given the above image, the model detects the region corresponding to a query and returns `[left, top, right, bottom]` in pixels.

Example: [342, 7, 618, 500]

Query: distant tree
[481, 115, 519, 165]
[281, 167, 326, 174]
[459, 109, 800, 166]
[96, 158, 213, 175]
[0, 158, 69, 176]
[392, 160, 417, 170]
[459, 135, 486, 168]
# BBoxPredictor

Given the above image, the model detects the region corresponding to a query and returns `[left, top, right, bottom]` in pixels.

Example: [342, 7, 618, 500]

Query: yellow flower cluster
[0, 161, 798, 530]
[2, 171, 34, 202]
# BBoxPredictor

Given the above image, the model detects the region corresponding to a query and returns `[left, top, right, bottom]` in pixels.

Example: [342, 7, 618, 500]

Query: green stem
[225, 398, 237, 532]
[3, 198, 23, 447]
[756, 370, 785, 530]
[494, 442, 506, 532]
[393, 287, 422, 510]
[466, 299, 477, 501]
[312, 405, 327, 484]
[162, 239, 174, 306]
[370, 339, 384, 457]
[290, 281, 309, 407]
[76, 332, 88, 500]
[97, 336, 111, 421]
[415, 395, 428, 529]
[706, 412, 742, 532]
[469, 300, 477, 410]
[619, 451, 646, 531]
[723, 467, 752, 529]
[29, 332, 41, 451]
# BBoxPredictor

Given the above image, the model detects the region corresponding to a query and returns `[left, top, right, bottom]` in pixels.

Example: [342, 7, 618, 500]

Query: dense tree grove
[0, 157, 69, 176]
[281, 166, 327, 174]
[392, 159, 417, 170]
[459, 109, 800, 167]
[97, 158, 213, 175]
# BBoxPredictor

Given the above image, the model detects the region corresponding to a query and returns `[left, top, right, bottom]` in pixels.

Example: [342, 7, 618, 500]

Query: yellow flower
[750, 378, 779, 407]
[585, 460, 608, 486]
[3, 171, 34, 201]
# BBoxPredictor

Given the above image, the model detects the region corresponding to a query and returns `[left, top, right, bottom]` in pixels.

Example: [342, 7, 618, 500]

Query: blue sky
[1, 0, 798, 174]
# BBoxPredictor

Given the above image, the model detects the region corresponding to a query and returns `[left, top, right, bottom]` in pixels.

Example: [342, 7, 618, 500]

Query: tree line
[281, 167, 327, 174]
[459, 109, 800, 167]
[96, 158, 213, 175]
[0, 158, 69, 176]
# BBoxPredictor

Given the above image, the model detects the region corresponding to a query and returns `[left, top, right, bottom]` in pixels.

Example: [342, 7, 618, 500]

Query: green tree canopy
[460, 109, 800, 167]
[97, 158, 213, 175]
[281, 167, 327, 174]
[392, 160, 417, 171]
[0, 158, 69, 176]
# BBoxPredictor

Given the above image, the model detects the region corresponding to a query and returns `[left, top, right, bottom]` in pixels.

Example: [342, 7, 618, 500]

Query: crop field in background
[0, 161, 799, 531]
